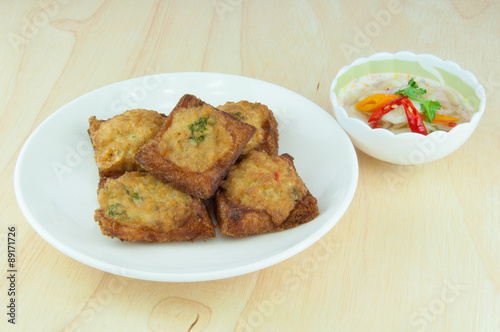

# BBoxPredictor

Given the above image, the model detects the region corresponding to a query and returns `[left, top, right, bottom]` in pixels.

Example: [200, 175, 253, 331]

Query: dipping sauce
[341, 73, 474, 135]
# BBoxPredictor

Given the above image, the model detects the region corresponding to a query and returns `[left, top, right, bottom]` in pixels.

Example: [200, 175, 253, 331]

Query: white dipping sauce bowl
[330, 51, 486, 165]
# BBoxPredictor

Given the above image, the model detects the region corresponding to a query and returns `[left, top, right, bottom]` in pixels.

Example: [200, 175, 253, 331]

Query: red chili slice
[401, 98, 428, 135]
[368, 96, 408, 128]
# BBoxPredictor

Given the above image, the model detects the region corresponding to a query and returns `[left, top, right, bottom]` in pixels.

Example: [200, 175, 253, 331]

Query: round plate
[14, 72, 358, 282]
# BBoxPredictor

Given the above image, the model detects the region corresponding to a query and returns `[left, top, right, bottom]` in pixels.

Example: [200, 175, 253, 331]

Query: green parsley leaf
[108, 204, 123, 217]
[189, 136, 198, 145]
[188, 116, 211, 145]
[395, 77, 427, 100]
[130, 192, 141, 204]
[420, 100, 441, 123]
[396, 77, 441, 123]
[231, 112, 246, 121]
[291, 188, 301, 202]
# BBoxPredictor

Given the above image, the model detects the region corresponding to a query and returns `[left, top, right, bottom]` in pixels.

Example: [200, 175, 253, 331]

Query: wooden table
[1, 1, 499, 331]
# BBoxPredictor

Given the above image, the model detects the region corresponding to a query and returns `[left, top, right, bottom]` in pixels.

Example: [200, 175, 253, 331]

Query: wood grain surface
[1, 0, 499, 331]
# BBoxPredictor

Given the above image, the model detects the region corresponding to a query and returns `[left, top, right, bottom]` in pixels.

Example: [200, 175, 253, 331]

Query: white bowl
[330, 51, 486, 165]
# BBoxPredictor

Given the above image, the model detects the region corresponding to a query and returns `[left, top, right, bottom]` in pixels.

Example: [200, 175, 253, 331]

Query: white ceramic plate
[14, 72, 358, 282]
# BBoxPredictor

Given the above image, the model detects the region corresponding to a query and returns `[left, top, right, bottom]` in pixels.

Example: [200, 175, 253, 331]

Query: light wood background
[1, 0, 499, 331]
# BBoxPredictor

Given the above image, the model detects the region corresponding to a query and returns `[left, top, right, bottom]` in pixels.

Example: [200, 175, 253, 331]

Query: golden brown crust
[135, 94, 256, 199]
[94, 172, 215, 242]
[94, 204, 214, 242]
[88, 116, 103, 136]
[217, 101, 279, 158]
[260, 112, 279, 156]
[215, 151, 319, 237]
[215, 188, 319, 238]
[88, 109, 166, 178]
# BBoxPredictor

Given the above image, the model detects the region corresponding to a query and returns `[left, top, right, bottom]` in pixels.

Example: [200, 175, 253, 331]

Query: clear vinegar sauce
[339, 73, 475, 134]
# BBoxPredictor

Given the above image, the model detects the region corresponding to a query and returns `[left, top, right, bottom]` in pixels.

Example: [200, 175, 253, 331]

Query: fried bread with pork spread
[135, 94, 255, 199]
[88, 109, 166, 178]
[95, 171, 215, 242]
[217, 100, 278, 158]
[215, 150, 319, 237]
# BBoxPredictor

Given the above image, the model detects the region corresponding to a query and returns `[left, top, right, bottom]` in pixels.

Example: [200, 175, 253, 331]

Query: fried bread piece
[217, 101, 279, 157]
[88, 109, 166, 177]
[215, 151, 319, 237]
[94, 171, 215, 242]
[135, 94, 256, 199]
